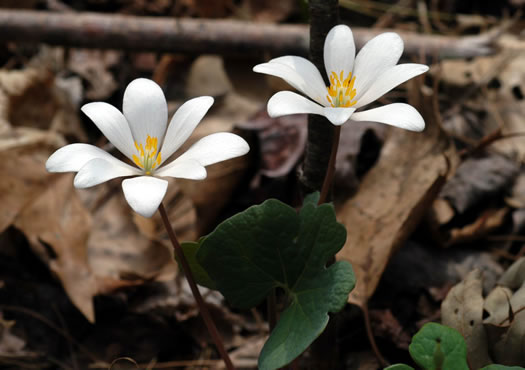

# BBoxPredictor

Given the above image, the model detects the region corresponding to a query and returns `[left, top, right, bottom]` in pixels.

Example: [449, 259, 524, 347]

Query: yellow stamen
[132, 135, 161, 174]
[132, 154, 144, 168]
[326, 70, 357, 108]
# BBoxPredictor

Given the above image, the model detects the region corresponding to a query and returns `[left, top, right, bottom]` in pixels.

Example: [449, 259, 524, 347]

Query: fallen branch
[0, 10, 497, 58]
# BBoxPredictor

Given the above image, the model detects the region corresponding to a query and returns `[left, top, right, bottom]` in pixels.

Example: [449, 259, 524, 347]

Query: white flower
[46, 78, 250, 218]
[253, 25, 429, 131]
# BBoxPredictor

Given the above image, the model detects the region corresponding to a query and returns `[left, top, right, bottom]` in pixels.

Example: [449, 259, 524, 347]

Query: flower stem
[318, 125, 341, 205]
[158, 203, 235, 370]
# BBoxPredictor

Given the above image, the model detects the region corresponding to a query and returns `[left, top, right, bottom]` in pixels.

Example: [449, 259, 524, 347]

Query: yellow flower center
[326, 71, 357, 108]
[132, 135, 161, 175]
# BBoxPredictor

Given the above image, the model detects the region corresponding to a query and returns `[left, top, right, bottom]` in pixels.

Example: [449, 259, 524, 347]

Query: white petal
[166, 132, 249, 168]
[322, 107, 356, 126]
[46, 143, 133, 173]
[267, 91, 324, 118]
[159, 96, 214, 164]
[351, 103, 425, 132]
[74, 158, 140, 188]
[324, 25, 356, 81]
[122, 176, 168, 218]
[352, 32, 404, 101]
[355, 64, 429, 108]
[155, 159, 207, 180]
[123, 78, 168, 146]
[81, 102, 135, 159]
[253, 56, 328, 106]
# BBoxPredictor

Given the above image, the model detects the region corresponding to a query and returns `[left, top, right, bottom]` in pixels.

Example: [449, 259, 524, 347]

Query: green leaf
[197, 197, 355, 370]
[180, 239, 216, 290]
[481, 366, 525, 370]
[385, 365, 415, 370]
[409, 323, 469, 370]
[303, 191, 320, 206]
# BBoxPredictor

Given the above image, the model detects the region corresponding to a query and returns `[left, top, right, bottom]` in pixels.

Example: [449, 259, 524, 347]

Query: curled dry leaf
[237, 110, 307, 179]
[429, 154, 518, 247]
[447, 207, 509, 247]
[442, 258, 525, 366]
[439, 155, 519, 215]
[441, 269, 492, 368]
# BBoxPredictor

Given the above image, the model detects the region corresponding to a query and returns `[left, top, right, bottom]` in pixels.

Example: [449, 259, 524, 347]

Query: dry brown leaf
[14, 174, 97, 323]
[484, 285, 514, 327]
[85, 184, 178, 286]
[0, 313, 25, 355]
[442, 258, 525, 366]
[486, 257, 525, 365]
[237, 110, 307, 178]
[440, 155, 519, 215]
[498, 256, 525, 289]
[447, 207, 509, 246]
[186, 55, 233, 98]
[487, 282, 525, 365]
[0, 130, 64, 233]
[441, 269, 492, 368]
[0, 68, 86, 141]
[0, 68, 52, 133]
[440, 35, 525, 162]
[67, 49, 120, 100]
[335, 96, 454, 308]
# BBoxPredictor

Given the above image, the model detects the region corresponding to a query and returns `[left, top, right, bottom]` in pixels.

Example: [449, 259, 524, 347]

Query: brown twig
[0, 10, 497, 59]
[158, 204, 235, 370]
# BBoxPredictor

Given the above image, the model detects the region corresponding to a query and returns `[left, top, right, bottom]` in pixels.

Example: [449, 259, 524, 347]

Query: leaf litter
[1, 0, 525, 368]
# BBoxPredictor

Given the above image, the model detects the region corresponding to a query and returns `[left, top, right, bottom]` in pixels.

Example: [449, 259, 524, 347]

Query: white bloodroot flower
[253, 24, 429, 131]
[46, 78, 250, 218]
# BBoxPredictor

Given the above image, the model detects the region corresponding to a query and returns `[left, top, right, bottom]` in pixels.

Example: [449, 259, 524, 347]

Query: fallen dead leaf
[441, 269, 492, 368]
[440, 155, 519, 215]
[67, 49, 120, 100]
[186, 55, 232, 98]
[237, 110, 307, 178]
[336, 89, 455, 309]
[14, 174, 97, 323]
[442, 258, 525, 366]
[447, 207, 509, 246]
[0, 313, 25, 355]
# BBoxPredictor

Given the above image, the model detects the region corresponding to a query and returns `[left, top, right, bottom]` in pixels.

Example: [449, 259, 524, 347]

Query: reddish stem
[158, 203, 235, 370]
[318, 126, 341, 205]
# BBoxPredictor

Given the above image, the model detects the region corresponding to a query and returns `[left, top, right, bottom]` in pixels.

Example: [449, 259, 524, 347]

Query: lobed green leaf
[196, 195, 355, 370]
